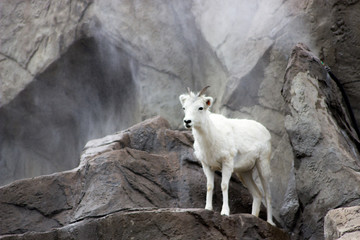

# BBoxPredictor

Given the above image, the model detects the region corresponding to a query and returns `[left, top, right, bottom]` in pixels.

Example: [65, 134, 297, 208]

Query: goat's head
[179, 86, 213, 129]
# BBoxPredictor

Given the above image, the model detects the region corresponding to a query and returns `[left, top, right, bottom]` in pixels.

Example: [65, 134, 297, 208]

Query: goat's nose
[184, 120, 191, 124]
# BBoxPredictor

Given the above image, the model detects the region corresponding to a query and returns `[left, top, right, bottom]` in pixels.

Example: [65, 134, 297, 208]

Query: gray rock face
[0, 37, 137, 185]
[0, 0, 94, 106]
[282, 43, 360, 239]
[0, 0, 98, 185]
[0, 116, 287, 239]
[0, 0, 228, 187]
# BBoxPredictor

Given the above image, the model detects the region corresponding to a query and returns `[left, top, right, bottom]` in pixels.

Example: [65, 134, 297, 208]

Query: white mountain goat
[179, 86, 274, 225]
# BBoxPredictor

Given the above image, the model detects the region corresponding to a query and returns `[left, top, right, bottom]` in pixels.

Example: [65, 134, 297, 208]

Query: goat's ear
[204, 97, 213, 109]
[179, 94, 188, 106]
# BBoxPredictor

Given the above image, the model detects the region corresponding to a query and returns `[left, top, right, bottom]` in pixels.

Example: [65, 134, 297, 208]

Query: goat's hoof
[267, 220, 276, 226]
[220, 209, 230, 216]
[205, 206, 213, 211]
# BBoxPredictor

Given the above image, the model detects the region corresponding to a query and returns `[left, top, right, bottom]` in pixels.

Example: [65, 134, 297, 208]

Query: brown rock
[0, 209, 289, 240]
[1, 116, 285, 239]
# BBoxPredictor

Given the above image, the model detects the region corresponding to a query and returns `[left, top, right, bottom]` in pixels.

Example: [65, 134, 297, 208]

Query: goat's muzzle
[184, 119, 192, 129]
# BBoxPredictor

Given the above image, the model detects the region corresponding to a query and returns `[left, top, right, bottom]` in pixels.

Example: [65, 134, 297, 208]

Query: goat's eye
[182, 107, 185, 110]
[199, 107, 203, 111]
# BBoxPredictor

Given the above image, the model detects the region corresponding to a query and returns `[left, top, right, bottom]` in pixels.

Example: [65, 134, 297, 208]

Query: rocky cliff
[282, 43, 360, 239]
[1, 0, 360, 239]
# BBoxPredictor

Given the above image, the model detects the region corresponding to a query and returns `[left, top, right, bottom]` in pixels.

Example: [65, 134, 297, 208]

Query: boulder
[0, 117, 288, 239]
[282, 43, 360, 239]
[324, 206, 360, 240]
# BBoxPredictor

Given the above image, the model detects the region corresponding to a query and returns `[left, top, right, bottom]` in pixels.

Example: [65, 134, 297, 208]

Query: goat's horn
[197, 86, 210, 96]
[187, 87, 191, 94]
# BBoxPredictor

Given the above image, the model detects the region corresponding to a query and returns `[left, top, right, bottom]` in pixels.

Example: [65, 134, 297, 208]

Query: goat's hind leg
[257, 159, 275, 226]
[239, 171, 262, 217]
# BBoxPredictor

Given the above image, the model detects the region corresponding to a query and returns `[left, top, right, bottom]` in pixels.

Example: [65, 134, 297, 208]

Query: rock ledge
[0, 208, 289, 240]
[0, 116, 288, 239]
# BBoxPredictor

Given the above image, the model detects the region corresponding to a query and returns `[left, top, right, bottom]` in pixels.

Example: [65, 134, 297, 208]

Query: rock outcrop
[0, 116, 288, 239]
[282, 43, 360, 239]
[324, 206, 360, 240]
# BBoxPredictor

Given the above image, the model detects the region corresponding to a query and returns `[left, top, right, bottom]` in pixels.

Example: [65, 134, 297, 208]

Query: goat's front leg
[202, 163, 214, 211]
[220, 163, 233, 216]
